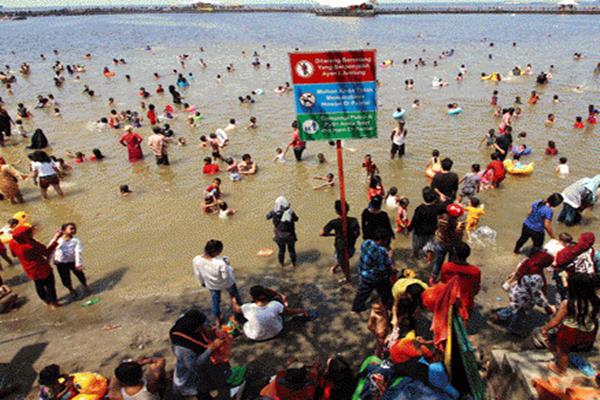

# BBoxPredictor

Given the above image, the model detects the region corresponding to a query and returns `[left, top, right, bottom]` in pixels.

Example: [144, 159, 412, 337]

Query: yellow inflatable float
[481, 72, 502, 81]
[0, 211, 31, 244]
[504, 159, 534, 175]
[71, 372, 108, 400]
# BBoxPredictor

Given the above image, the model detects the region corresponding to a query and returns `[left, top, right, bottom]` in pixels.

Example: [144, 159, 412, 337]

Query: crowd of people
[1, 32, 600, 399]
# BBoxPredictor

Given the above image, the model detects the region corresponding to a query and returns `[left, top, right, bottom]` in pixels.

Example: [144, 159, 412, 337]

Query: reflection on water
[0, 13, 599, 311]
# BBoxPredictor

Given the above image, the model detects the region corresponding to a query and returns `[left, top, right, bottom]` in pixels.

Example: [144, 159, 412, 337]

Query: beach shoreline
[2, 4, 600, 19]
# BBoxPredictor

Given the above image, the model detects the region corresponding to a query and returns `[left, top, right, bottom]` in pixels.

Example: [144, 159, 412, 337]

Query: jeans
[34, 273, 58, 304]
[351, 277, 393, 312]
[276, 240, 297, 265]
[293, 147, 305, 161]
[557, 203, 581, 226]
[56, 262, 87, 291]
[432, 242, 451, 278]
[514, 223, 544, 253]
[209, 284, 242, 318]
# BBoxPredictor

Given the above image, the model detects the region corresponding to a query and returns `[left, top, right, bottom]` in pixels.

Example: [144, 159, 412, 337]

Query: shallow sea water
[0, 12, 599, 327]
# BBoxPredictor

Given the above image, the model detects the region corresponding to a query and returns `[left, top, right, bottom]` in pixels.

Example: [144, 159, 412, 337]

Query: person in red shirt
[545, 140, 558, 156]
[440, 241, 481, 319]
[146, 104, 157, 125]
[573, 116, 585, 129]
[9, 226, 61, 309]
[483, 153, 506, 188]
[202, 157, 219, 175]
[284, 121, 306, 162]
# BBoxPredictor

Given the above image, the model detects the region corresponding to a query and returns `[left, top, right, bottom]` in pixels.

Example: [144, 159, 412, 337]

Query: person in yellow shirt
[465, 197, 485, 241]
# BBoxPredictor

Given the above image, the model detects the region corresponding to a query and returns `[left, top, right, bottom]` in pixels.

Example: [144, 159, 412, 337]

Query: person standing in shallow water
[9, 226, 62, 309]
[514, 193, 563, 254]
[267, 196, 299, 269]
[119, 125, 144, 162]
[284, 121, 306, 162]
[53, 223, 89, 298]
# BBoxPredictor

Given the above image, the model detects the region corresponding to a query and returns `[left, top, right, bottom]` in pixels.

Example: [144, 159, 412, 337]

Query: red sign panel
[289, 50, 376, 84]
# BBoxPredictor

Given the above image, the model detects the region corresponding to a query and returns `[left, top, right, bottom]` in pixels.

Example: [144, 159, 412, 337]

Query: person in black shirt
[361, 196, 394, 247]
[408, 187, 444, 258]
[493, 128, 513, 161]
[430, 158, 459, 202]
[321, 200, 361, 284]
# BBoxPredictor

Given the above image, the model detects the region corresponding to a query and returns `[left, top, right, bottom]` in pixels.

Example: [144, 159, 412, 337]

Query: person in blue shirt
[352, 228, 395, 313]
[514, 193, 563, 254]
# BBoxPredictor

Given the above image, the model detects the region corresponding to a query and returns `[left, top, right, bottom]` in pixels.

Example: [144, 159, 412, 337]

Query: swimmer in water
[246, 116, 257, 130]
[545, 114, 555, 127]
[412, 99, 420, 108]
[313, 173, 335, 190]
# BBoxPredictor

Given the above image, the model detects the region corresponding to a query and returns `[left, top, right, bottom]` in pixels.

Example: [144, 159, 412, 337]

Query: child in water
[545, 114, 555, 127]
[313, 173, 334, 190]
[317, 153, 327, 164]
[573, 116, 585, 129]
[218, 202, 236, 219]
[556, 157, 570, 176]
[545, 141, 558, 155]
[465, 197, 485, 241]
[479, 129, 495, 148]
[225, 158, 241, 182]
[367, 297, 389, 359]
[395, 197, 410, 234]
[273, 148, 285, 163]
[362, 154, 379, 181]
[527, 90, 539, 105]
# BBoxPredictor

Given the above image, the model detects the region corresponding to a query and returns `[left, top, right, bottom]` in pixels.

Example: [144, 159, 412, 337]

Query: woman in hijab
[559, 175, 600, 226]
[0, 157, 27, 203]
[267, 196, 299, 269]
[27, 128, 48, 149]
[9, 226, 61, 309]
[553, 232, 597, 299]
[170, 309, 230, 400]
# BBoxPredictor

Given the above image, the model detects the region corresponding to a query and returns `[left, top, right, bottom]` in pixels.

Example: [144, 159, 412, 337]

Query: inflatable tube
[103, 72, 115, 78]
[393, 109, 406, 120]
[481, 72, 501, 81]
[71, 372, 108, 400]
[511, 145, 532, 156]
[177, 81, 189, 88]
[254, 88, 264, 95]
[447, 107, 462, 115]
[503, 159, 534, 175]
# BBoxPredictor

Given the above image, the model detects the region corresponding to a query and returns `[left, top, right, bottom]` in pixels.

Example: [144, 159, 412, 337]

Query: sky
[1, 0, 582, 8]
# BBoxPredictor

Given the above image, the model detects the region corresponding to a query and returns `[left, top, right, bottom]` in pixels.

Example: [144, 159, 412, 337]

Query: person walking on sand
[9, 226, 62, 309]
[119, 125, 144, 163]
[267, 196, 299, 269]
[192, 239, 242, 326]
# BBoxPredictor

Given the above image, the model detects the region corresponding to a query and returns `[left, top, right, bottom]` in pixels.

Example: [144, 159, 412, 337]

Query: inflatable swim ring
[447, 107, 462, 115]
[481, 72, 501, 81]
[103, 72, 115, 78]
[254, 88, 264, 95]
[511, 145, 532, 157]
[392, 109, 406, 120]
[177, 81, 190, 88]
[504, 159, 534, 175]
[381, 60, 393, 68]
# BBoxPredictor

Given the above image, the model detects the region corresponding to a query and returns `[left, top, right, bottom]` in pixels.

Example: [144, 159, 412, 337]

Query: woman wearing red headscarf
[9, 227, 61, 309]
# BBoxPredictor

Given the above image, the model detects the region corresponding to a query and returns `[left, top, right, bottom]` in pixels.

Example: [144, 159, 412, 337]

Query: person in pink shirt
[284, 121, 306, 161]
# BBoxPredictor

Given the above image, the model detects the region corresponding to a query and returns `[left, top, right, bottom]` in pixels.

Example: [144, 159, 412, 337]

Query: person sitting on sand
[108, 357, 166, 400]
[232, 285, 312, 341]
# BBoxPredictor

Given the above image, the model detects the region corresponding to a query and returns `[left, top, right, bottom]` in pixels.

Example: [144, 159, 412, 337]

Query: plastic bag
[470, 226, 496, 247]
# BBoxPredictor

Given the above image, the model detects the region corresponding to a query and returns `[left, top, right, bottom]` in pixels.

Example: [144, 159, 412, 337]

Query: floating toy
[392, 109, 406, 120]
[504, 159, 534, 175]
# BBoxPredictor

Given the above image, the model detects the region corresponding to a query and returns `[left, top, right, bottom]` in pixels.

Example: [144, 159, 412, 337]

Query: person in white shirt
[556, 157, 570, 177]
[224, 118, 236, 134]
[231, 285, 309, 341]
[29, 150, 64, 199]
[53, 222, 88, 296]
[192, 240, 242, 325]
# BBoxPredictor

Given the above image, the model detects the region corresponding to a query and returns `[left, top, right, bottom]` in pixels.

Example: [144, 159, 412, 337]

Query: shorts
[391, 143, 405, 156]
[39, 175, 59, 189]
[211, 151, 221, 159]
[461, 186, 476, 198]
[335, 247, 356, 266]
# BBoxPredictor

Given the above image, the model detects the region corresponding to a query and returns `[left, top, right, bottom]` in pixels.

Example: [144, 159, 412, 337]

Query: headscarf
[584, 175, 600, 204]
[28, 129, 48, 150]
[555, 232, 595, 268]
[169, 309, 208, 354]
[561, 178, 591, 209]
[274, 196, 293, 223]
[515, 250, 552, 286]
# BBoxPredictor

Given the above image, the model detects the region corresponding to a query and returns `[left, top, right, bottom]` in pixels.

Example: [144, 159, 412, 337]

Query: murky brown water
[0, 13, 599, 366]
